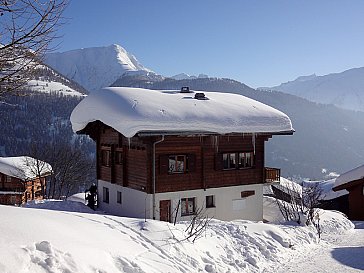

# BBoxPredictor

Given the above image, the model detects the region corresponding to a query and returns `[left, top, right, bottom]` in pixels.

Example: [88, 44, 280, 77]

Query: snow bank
[0, 156, 52, 180]
[24, 199, 94, 214]
[71, 87, 294, 137]
[334, 164, 364, 189]
[263, 196, 354, 234]
[0, 198, 354, 273]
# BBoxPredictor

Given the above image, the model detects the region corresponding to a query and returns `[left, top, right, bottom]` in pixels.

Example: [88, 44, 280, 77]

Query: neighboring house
[0, 156, 52, 205]
[333, 165, 364, 220]
[307, 179, 349, 216]
[70, 87, 294, 222]
[264, 177, 302, 204]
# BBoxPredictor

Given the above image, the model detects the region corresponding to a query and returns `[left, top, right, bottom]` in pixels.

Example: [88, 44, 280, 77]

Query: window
[117, 191, 122, 204]
[103, 187, 109, 203]
[238, 152, 253, 168]
[169, 155, 187, 173]
[223, 153, 236, 169]
[101, 149, 111, 167]
[223, 152, 254, 170]
[6, 175, 11, 182]
[181, 197, 196, 216]
[115, 150, 123, 165]
[206, 195, 215, 208]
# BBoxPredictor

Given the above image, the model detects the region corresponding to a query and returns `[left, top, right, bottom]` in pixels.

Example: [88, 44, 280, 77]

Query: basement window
[181, 197, 196, 216]
[117, 191, 122, 204]
[206, 195, 215, 208]
[103, 187, 109, 203]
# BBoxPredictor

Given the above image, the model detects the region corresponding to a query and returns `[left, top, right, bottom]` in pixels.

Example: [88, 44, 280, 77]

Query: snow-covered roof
[303, 179, 348, 200]
[0, 156, 52, 181]
[334, 164, 364, 190]
[70, 87, 294, 138]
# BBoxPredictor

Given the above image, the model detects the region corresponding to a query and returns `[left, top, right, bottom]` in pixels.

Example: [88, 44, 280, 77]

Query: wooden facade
[83, 121, 279, 194]
[0, 172, 46, 205]
[333, 178, 364, 220]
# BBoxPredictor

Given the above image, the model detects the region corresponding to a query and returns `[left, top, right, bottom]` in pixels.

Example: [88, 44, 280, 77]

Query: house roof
[303, 179, 348, 200]
[0, 156, 52, 181]
[333, 164, 364, 191]
[70, 87, 294, 138]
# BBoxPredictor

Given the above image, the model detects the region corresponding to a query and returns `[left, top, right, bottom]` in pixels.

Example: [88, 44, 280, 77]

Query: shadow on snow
[331, 246, 364, 270]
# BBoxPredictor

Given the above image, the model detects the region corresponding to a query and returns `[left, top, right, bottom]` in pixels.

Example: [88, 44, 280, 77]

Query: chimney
[194, 92, 207, 100]
[180, 86, 190, 93]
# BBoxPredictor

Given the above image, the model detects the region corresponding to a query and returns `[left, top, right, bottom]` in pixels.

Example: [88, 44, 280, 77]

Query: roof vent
[180, 86, 190, 93]
[194, 92, 208, 100]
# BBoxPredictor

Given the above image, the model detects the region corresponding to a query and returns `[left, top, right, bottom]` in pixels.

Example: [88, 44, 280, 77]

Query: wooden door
[160, 200, 171, 222]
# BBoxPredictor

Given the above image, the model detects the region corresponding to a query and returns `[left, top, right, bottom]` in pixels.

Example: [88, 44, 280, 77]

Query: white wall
[98, 179, 263, 222]
[154, 184, 263, 222]
[97, 180, 152, 219]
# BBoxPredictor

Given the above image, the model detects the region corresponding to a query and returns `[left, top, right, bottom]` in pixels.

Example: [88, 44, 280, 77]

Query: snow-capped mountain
[170, 73, 209, 80]
[267, 67, 364, 112]
[45, 44, 152, 93]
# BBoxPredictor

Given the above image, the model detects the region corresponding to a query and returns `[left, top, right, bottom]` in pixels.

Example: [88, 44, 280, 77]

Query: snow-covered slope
[268, 67, 364, 112]
[25, 64, 86, 97]
[45, 44, 152, 93]
[0, 200, 353, 273]
[27, 79, 85, 97]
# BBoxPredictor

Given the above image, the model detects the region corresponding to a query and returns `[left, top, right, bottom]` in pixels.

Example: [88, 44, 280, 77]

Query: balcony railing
[264, 167, 280, 183]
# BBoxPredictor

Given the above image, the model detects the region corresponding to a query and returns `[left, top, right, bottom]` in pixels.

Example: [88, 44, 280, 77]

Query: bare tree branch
[0, 0, 68, 96]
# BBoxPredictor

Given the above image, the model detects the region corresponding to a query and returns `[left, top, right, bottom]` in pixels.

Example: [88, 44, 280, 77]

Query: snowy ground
[0, 197, 360, 273]
[272, 221, 364, 272]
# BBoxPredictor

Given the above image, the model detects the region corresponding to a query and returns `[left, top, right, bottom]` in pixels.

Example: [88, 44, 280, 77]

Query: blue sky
[57, 0, 364, 87]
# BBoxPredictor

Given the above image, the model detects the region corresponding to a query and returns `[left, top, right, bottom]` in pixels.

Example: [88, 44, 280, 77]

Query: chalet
[0, 156, 52, 205]
[70, 87, 294, 222]
[333, 165, 364, 220]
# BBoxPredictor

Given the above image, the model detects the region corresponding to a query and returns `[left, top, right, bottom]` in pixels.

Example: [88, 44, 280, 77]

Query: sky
[55, 0, 364, 88]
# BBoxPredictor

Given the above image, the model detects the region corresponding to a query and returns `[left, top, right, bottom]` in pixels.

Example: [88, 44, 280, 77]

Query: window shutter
[188, 154, 196, 172]
[159, 155, 169, 174]
[215, 153, 223, 170]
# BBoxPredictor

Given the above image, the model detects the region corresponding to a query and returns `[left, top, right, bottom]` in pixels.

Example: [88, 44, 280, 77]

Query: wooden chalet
[0, 157, 52, 205]
[71, 87, 294, 221]
[333, 165, 364, 220]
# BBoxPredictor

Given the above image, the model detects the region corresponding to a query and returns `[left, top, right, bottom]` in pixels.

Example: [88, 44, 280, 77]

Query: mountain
[0, 63, 92, 157]
[112, 74, 364, 180]
[28, 64, 87, 97]
[170, 73, 209, 80]
[45, 44, 152, 93]
[267, 67, 364, 112]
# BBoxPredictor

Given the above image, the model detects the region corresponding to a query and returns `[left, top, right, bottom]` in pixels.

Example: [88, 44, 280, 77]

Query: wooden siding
[88, 122, 272, 194]
[347, 179, 364, 220]
[0, 172, 46, 205]
[0, 172, 23, 192]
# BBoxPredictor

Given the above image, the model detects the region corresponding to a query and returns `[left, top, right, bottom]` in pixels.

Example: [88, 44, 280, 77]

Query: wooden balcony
[264, 167, 280, 183]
